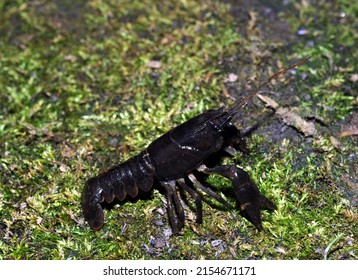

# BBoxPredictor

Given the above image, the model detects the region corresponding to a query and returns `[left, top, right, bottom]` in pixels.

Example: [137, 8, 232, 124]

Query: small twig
[257, 94, 317, 137]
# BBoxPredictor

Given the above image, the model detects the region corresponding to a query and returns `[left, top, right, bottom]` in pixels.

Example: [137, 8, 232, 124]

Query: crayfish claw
[234, 183, 263, 231]
[260, 194, 277, 211]
[233, 170, 277, 231]
[198, 164, 276, 231]
[241, 194, 276, 231]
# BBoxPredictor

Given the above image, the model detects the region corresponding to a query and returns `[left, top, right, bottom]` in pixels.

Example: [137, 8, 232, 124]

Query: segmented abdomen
[82, 150, 156, 230]
[99, 150, 156, 201]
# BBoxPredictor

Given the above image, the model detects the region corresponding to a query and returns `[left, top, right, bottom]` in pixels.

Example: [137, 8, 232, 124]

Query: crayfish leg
[188, 173, 235, 212]
[160, 181, 185, 234]
[177, 178, 203, 224]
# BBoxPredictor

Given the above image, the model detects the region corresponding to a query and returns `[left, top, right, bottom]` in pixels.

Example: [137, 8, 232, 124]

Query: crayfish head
[81, 177, 105, 231]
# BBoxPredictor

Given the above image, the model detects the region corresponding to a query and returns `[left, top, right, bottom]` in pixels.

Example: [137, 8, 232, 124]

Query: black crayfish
[82, 57, 310, 233]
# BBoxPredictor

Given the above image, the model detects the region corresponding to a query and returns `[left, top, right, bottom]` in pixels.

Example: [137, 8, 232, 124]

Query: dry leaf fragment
[257, 94, 317, 137]
[349, 74, 358, 83]
[339, 111, 358, 137]
[61, 144, 76, 158]
[59, 164, 69, 173]
[225, 73, 238, 83]
[274, 246, 287, 254]
[147, 61, 162, 69]
[64, 55, 77, 62]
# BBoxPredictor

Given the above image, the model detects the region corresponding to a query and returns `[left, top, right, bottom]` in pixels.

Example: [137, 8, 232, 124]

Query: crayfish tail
[81, 152, 156, 231]
[82, 177, 105, 231]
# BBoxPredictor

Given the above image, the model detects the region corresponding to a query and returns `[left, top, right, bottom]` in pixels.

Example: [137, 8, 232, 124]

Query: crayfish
[82, 57, 310, 233]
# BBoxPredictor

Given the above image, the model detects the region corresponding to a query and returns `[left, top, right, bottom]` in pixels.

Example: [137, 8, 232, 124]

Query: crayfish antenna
[227, 56, 311, 116]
